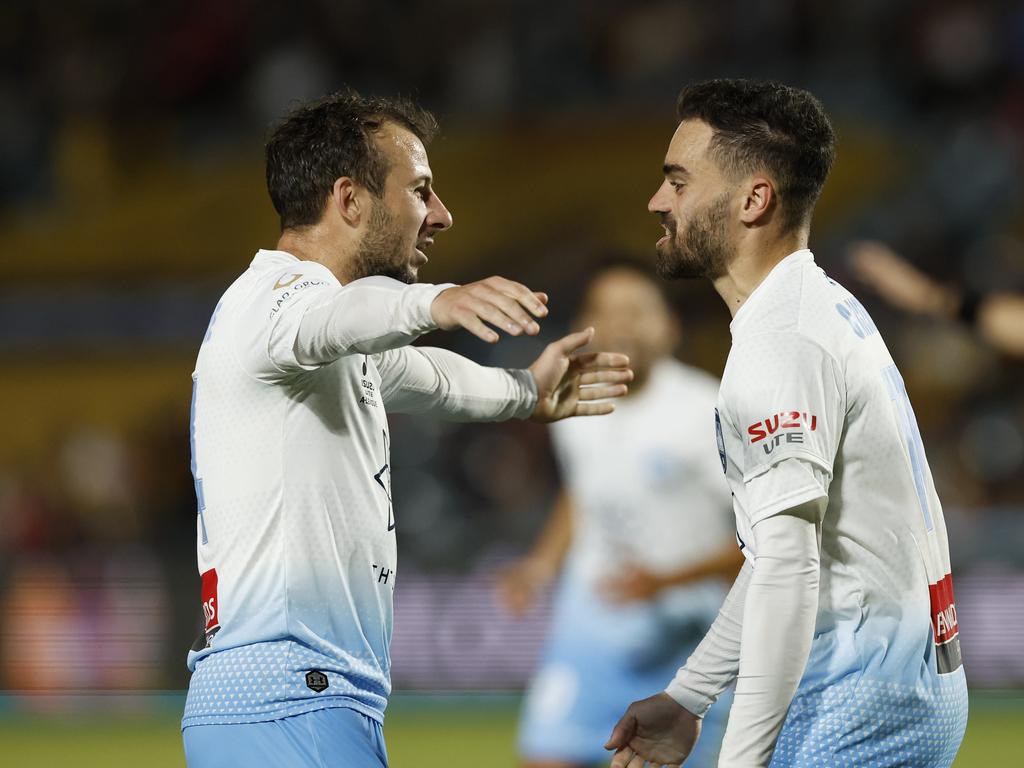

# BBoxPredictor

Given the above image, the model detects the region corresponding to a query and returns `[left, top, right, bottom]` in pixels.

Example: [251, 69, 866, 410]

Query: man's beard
[655, 193, 732, 280]
[350, 200, 417, 284]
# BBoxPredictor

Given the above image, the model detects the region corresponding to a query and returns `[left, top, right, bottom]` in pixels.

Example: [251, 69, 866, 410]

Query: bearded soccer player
[605, 80, 967, 767]
[180, 90, 632, 768]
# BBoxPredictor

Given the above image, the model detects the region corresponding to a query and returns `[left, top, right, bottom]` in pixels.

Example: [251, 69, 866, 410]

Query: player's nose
[427, 190, 453, 231]
[648, 181, 671, 213]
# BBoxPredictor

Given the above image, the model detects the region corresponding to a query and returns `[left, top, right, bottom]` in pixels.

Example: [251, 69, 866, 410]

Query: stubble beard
[351, 200, 417, 284]
[655, 193, 732, 281]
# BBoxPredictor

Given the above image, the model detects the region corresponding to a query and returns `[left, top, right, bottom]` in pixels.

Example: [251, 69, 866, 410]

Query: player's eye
[416, 186, 431, 203]
[670, 181, 685, 193]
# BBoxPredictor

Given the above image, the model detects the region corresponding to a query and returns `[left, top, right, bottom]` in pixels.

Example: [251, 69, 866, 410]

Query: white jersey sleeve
[232, 260, 451, 381]
[373, 346, 537, 421]
[720, 332, 845, 524]
[666, 560, 752, 715]
[718, 499, 822, 767]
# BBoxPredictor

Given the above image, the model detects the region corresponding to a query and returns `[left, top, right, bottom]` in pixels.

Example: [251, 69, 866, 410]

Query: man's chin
[655, 245, 704, 280]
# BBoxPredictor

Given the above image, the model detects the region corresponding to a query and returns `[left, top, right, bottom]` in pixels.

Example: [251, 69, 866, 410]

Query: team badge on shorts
[305, 670, 329, 692]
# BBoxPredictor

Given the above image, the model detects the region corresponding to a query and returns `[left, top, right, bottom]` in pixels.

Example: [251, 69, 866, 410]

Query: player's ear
[330, 177, 364, 228]
[739, 176, 774, 225]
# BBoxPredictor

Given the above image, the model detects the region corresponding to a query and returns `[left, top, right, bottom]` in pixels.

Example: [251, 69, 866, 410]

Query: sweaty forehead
[665, 119, 716, 172]
[375, 122, 431, 181]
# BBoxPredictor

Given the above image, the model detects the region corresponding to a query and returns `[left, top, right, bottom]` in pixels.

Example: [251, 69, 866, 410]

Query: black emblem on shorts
[305, 670, 329, 692]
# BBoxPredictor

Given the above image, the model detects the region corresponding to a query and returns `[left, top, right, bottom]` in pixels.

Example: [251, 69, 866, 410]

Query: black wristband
[958, 289, 983, 327]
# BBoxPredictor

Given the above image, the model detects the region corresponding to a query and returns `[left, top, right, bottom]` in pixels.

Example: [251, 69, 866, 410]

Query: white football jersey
[551, 358, 733, 592]
[716, 249, 962, 689]
[183, 250, 534, 727]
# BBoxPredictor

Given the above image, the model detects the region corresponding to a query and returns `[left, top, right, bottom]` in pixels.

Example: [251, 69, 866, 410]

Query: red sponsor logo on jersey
[201, 568, 219, 632]
[929, 572, 958, 644]
[929, 572, 962, 674]
[747, 411, 818, 443]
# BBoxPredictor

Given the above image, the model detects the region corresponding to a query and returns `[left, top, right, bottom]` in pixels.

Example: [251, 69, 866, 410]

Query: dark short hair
[676, 79, 836, 231]
[265, 89, 439, 230]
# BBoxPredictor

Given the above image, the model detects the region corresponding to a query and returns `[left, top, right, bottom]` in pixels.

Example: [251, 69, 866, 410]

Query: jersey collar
[252, 248, 301, 266]
[729, 248, 814, 336]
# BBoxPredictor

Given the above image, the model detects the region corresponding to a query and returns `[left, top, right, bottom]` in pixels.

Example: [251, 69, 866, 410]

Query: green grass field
[0, 692, 1019, 767]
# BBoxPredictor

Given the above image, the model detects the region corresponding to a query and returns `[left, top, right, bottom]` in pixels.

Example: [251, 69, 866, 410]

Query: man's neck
[277, 226, 355, 283]
[712, 230, 808, 318]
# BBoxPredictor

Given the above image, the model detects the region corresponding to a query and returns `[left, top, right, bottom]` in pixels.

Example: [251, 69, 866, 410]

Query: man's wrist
[521, 554, 558, 584]
[425, 283, 459, 329]
[665, 673, 713, 719]
[508, 368, 538, 420]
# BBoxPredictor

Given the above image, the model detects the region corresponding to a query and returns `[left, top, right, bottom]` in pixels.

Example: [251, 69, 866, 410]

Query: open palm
[528, 328, 632, 422]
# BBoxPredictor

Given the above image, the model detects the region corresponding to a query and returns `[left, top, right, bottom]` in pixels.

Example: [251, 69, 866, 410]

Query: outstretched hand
[431, 276, 549, 343]
[495, 557, 555, 617]
[528, 327, 632, 422]
[605, 692, 701, 768]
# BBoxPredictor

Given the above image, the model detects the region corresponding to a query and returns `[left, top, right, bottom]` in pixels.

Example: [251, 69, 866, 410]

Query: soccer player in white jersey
[499, 262, 743, 768]
[179, 90, 632, 768]
[604, 79, 968, 767]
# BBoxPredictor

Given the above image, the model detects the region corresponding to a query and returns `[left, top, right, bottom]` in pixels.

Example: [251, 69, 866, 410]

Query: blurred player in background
[180, 90, 632, 768]
[606, 79, 968, 767]
[848, 239, 1024, 357]
[499, 261, 741, 768]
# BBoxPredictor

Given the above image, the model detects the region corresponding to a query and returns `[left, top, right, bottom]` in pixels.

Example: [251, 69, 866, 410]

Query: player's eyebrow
[663, 163, 690, 178]
[411, 172, 432, 187]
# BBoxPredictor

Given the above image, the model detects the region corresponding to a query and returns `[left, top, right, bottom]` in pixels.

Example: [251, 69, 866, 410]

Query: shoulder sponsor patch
[747, 411, 818, 454]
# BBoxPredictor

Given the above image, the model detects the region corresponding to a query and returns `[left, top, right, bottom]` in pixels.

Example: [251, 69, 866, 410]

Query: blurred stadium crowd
[2, 0, 1023, 694]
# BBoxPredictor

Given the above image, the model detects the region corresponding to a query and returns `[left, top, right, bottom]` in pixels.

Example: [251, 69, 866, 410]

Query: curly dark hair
[265, 89, 439, 230]
[676, 79, 836, 232]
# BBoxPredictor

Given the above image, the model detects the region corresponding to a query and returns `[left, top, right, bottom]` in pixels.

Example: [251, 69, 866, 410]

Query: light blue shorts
[518, 571, 731, 766]
[182, 706, 388, 767]
[770, 668, 968, 768]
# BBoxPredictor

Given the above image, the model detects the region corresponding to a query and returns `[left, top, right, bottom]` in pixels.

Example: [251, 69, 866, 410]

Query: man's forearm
[527, 488, 573, 574]
[376, 346, 537, 420]
[665, 560, 752, 716]
[659, 542, 746, 589]
[717, 504, 822, 767]
[294, 277, 453, 365]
